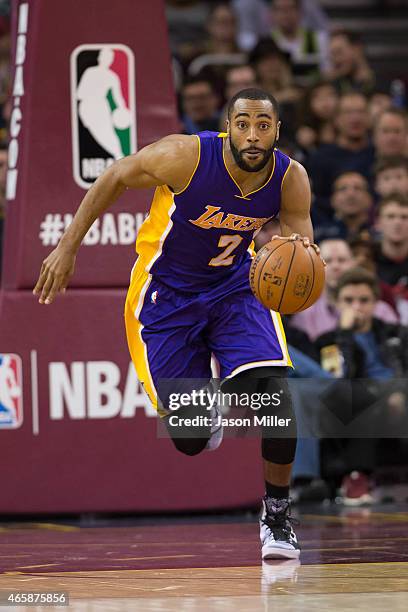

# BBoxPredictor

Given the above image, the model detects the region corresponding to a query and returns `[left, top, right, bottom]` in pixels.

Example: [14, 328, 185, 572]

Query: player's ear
[276, 121, 281, 142]
[226, 118, 230, 134]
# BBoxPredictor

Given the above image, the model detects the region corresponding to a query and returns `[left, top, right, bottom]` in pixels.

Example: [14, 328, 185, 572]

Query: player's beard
[229, 135, 276, 173]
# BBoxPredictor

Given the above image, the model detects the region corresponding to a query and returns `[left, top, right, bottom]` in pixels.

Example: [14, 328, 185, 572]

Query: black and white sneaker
[260, 496, 300, 560]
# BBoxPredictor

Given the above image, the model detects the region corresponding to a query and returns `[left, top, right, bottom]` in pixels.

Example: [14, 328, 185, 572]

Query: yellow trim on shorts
[126, 187, 178, 416]
[225, 359, 289, 379]
[272, 310, 293, 366]
[125, 273, 161, 412]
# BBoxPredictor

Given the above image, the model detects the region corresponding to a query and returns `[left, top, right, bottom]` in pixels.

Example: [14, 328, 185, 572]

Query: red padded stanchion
[0, 1, 263, 513]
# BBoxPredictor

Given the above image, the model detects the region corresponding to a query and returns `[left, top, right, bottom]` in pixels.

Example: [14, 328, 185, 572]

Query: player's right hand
[33, 243, 77, 305]
[271, 233, 326, 265]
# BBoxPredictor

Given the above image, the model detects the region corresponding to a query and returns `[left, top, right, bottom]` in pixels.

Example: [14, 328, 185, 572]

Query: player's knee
[222, 368, 297, 463]
[257, 376, 297, 464]
[222, 367, 295, 421]
[257, 377, 296, 421]
[262, 437, 297, 464]
[170, 437, 209, 456]
[163, 403, 211, 456]
[221, 366, 289, 393]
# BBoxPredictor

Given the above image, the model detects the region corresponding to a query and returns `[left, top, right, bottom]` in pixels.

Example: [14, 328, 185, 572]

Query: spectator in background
[232, 0, 329, 55]
[375, 156, 408, 199]
[368, 91, 392, 126]
[269, 0, 330, 78]
[205, 3, 240, 55]
[348, 234, 399, 316]
[313, 171, 372, 243]
[232, 0, 271, 51]
[374, 194, 408, 290]
[295, 81, 338, 154]
[249, 38, 300, 105]
[165, 0, 211, 66]
[269, 0, 329, 31]
[249, 38, 301, 141]
[219, 64, 257, 130]
[286, 328, 332, 503]
[188, 4, 243, 97]
[307, 92, 374, 217]
[181, 76, 220, 134]
[290, 239, 398, 341]
[225, 64, 257, 100]
[315, 267, 408, 505]
[328, 30, 375, 96]
[373, 109, 408, 159]
[232, 0, 328, 54]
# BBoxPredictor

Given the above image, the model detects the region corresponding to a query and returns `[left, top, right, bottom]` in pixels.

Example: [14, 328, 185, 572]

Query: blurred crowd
[168, 0, 408, 506]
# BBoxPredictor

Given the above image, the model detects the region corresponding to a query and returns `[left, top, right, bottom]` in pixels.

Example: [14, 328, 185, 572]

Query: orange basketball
[249, 238, 325, 314]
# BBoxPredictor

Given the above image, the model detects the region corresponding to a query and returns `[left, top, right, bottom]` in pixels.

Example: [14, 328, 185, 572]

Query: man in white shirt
[270, 0, 330, 75]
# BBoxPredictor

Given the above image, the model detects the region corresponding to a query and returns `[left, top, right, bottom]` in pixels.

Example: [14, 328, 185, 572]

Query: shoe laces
[262, 506, 299, 541]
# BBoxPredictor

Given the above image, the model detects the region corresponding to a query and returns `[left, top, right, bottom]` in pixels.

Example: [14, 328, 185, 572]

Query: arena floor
[0, 504, 407, 611]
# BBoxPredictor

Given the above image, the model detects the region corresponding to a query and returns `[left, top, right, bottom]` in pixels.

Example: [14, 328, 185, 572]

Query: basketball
[249, 238, 325, 314]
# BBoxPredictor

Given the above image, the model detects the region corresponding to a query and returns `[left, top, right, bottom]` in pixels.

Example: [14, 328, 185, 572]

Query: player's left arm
[279, 159, 314, 246]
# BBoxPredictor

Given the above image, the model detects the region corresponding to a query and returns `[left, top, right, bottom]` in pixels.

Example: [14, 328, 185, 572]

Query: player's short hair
[374, 155, 408, 176]
[377, 192, 408, 214]
[227, 88, 279, 120]
[334, 266, 380, 300]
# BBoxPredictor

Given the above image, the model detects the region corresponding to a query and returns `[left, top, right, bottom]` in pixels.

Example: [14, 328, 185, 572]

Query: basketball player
[34, 89, 321, 560]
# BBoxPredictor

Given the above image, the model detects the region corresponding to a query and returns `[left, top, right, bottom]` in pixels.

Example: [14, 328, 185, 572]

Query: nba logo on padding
[71, 44, 137, 189]
[0, 354, 23, 429]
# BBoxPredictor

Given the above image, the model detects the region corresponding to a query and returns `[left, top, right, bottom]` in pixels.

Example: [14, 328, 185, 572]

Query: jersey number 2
[209, 235, 243, 267]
